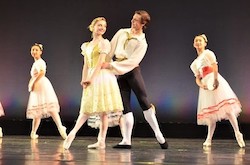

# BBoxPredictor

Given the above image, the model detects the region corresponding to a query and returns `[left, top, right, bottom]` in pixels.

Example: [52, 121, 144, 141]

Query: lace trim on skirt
[87, 111, 123, 128]
[27, 102, 59, 119]
[197, 98, 242, 125]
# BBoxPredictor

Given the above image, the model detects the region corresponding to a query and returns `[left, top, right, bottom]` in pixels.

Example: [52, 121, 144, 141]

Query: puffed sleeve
[81, 42, 88, 56]
[35, 59, 46, 73]
[190, 60, 199, 77]
[205, 49, 218, 65]
[99, 39, 111, 55]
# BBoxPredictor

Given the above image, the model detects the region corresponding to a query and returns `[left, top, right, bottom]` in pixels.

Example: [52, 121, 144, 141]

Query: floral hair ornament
[34, 43, 43, 51]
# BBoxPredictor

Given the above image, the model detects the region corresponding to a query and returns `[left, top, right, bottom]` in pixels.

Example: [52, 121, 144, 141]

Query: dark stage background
[0, 0, 250, 130]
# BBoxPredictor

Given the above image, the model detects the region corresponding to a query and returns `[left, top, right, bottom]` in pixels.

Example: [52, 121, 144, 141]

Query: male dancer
[103, 10, 168, 149]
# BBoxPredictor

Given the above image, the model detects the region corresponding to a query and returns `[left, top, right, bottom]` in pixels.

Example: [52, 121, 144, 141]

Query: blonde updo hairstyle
[88, 17, 106, 37]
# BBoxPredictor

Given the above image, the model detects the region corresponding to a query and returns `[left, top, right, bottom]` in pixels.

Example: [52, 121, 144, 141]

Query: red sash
[202, 66, 213, 78]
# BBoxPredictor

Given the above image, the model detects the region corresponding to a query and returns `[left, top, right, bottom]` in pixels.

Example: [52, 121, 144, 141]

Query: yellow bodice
[84, 43, 100, 68]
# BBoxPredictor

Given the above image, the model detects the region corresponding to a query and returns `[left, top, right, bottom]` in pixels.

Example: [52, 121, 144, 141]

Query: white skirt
[26, 76, 60, 119]
[197, 73, 242, 125]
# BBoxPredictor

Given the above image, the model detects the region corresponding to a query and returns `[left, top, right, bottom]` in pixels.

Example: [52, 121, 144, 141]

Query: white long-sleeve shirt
[108, 28, 148, 75]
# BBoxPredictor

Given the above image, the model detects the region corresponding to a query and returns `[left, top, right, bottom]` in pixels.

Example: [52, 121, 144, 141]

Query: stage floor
[0, 136, 249, 164]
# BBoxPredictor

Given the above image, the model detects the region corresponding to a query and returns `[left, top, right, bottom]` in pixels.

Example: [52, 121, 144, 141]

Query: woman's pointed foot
[59, 126, 67, 139]
[236, 132, 245, 148]
[203, 139, 211, 147]
[63, 133, 75, 150]
[30, 132, 39, 139]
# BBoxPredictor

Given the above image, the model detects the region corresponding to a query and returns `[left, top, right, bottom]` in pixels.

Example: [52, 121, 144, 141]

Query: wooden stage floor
[0, 136, 249, 164]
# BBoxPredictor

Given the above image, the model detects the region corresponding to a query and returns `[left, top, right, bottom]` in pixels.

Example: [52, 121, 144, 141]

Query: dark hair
[135, 10, 151, 30]
[32, 43, 43, 51]
[195, 34, 208, 43]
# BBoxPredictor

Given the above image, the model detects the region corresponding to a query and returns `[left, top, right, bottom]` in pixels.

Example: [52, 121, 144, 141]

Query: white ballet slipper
[203, 139, 211, 147]
[30, 132, 39, 139]
[63, 133, 75, 150]
[236, 132, 245, 148]
[88, 138, 105, 149]
[59, 126, 67, 139]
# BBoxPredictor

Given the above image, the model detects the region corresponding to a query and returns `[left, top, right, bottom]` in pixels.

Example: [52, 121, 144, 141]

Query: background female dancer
[190, 34, 245, 147]
[27, 43, 67, 139]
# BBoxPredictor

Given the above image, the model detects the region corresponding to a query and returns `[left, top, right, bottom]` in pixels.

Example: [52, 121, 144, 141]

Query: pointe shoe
[0, 127, 3, 138]
[59, 126, 67, 139]
[63, 133, 75, 150]
[30, 132, 39, 139]
[236, 132, 245, 148]
[88, 142, 99, 149]
[203, 139, 211, 147]
[88, 142, 105, 149]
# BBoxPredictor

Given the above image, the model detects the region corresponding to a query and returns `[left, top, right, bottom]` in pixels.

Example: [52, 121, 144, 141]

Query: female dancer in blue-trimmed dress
[27, 43, 67, 139]
[190, 34, 245, 147]
[63, 17, 123, 150]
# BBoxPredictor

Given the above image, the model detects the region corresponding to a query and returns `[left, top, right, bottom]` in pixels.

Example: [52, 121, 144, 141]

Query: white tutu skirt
[0, 102, 4, 117]
[26, 76, 60, 119]
[197, 73, 242, 125]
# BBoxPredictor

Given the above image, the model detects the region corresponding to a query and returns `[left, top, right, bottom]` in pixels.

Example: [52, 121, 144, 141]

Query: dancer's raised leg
[63, 113, 88, 149]
[143, 104, 168, 149]
[50, 111, 67, 139]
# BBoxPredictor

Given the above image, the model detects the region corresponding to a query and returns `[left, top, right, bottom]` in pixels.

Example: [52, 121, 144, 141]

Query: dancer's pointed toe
[236, 132, 245, 148]
[159, 141, 168, 149]
[63, 133, 75, 150]
[30, 132, 39, 139]
[203, 139, 212, 147]
[59, 126, 67, 139]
